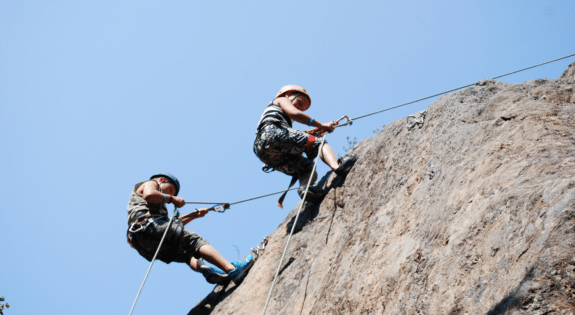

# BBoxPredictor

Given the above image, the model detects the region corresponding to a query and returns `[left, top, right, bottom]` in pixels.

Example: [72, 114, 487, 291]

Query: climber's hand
[320, 121, 336, 133]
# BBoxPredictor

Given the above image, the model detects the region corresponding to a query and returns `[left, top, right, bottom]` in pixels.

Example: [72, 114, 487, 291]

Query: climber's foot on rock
[229, 254, 255, 284]
[334, 155, 357, 178]
[298, 185, 326, 204]
[197, 259, 229, 285]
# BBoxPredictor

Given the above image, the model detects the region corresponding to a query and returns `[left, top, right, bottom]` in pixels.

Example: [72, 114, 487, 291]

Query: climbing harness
[261, 134, 328, 315]
[407, 110, 427, 131]
[128, 206, 179, 315]
[273, 115, 354, 208]
[128, 214, 158, 235]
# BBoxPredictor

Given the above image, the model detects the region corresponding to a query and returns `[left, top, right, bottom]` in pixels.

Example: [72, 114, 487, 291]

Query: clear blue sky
[1, 1, 574, 314]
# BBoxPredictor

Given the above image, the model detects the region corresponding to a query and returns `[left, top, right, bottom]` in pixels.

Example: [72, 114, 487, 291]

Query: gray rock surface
[189, 61, 575, 315]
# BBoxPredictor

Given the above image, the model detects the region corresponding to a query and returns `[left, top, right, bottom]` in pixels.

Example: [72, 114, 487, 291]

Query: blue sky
[1, 1, 574, 314]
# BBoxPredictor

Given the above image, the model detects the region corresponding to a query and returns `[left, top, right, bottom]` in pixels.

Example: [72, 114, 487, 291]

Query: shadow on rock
[286, 202, 320, 235]
[286, 172, 346, 235]
[188, 281, 241, 315]
[485, 267, 536, 315]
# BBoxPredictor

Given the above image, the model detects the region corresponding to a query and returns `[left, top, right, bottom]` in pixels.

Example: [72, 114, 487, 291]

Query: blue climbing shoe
[197, 259, 228, 285]
[211, 265, 225, 274]
[228, 254, 255, 283]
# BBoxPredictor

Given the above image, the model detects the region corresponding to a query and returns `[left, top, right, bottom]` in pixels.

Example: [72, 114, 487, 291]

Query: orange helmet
[275, 85, 311, 111]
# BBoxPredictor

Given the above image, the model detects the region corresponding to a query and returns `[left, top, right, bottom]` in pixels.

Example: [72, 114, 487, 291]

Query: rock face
[189, 62, 575, 315]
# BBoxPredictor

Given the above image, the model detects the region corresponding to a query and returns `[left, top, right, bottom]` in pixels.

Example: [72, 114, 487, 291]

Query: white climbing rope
[128, 206, 179, 315]
[126, 53, 575, 313]
[261, 135, 328, 315]
[336, 53, 575, 126]
[184, 187, 298, 206]
[185, 54, 575, 210]
[261, 54, 575, 313]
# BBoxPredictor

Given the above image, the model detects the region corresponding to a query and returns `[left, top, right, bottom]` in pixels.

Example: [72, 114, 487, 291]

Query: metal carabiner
[211, 203, 230, 213]
[335, 115, 353, 128]
[307, 115, 352, 136]
[195, 203, 230, 214]
[251, 236, 269, 255]
[407, 110, 427, 131]
[128, 220, 150, 234]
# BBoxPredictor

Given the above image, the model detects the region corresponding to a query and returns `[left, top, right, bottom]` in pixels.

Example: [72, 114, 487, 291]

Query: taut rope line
[185, 187, 298, 206]
[128, 53, 575, 314]
[129, 206, 178, 315]
[260, 53, 575, 314]
[186, 54, 575, 209]
[261, 135, 328, 315]
[336, 53, 575, 127]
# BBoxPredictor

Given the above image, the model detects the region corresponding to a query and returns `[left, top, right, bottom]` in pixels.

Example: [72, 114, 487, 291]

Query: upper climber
[253, 85, 356, 205]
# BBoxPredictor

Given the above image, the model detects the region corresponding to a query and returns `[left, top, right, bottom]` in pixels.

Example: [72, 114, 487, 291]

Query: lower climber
[253, 85, 356, 206]
[126, 173, 254, 285]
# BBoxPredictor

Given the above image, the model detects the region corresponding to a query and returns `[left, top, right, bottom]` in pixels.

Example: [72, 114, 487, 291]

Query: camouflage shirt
[127, 181, 168, 224]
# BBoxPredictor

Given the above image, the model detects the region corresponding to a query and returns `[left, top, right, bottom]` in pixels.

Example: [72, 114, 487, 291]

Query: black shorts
[130, 217, 209, 264]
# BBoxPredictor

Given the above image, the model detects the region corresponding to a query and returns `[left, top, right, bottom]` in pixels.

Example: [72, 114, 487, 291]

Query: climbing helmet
[150, 173, 180, 196]
[275, 85, 311, 111]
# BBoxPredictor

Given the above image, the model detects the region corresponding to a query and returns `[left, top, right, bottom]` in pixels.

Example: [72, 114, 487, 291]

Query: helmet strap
[290, 92, 300, 103]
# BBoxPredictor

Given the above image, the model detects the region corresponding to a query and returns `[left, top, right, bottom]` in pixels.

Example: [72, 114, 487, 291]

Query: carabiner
[128, 220, 150, 234]
[335, 115, 353, 127]
[209, 203, 230, 213]
[406, 110, 427, 131]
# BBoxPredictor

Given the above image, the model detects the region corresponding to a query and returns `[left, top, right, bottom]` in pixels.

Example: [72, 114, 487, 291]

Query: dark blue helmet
[150, 173, 180, 196]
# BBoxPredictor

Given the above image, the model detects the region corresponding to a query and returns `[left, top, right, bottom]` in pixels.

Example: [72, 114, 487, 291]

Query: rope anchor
[251, 236, 269, 255]
[407, 110, 427, 131]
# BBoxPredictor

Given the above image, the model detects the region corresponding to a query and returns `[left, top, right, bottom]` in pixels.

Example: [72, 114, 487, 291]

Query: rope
[336, 53, 575, 126]
[128, 206, 178, 315]
[127, 54, 574, 313]
[184, 54, 575, 210]
[185, 201, 229, 205]
[260, 54, 574, 313]
[261, 136, 328, 315]
[185, 187, 298, 206]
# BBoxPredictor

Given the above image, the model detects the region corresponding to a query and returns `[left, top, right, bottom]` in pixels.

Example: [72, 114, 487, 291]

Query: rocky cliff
[190, 61, 575, 315]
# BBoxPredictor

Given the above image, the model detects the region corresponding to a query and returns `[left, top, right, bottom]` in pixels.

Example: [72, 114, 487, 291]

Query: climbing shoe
[228, 254, 255, 283]
[197, 259, 229, 285]
[334, 155, 357, 178]
[298, 185, 326, 204]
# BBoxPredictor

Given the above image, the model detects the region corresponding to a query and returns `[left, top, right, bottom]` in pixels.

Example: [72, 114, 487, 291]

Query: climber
[253, 85, 356, 205]
[126, 173, 254, 285]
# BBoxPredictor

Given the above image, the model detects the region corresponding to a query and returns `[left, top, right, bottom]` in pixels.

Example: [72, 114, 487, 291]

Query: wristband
[308, 118, 315, 126]
[163, 194, 167, 204]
